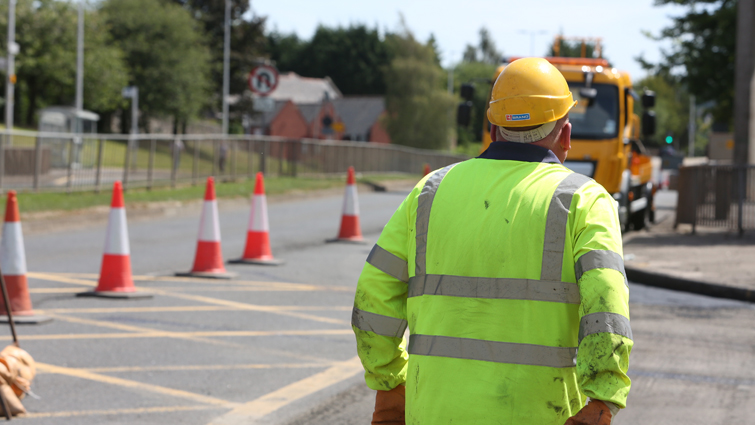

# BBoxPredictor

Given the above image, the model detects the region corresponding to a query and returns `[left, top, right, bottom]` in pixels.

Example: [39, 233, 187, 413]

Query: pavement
[4, 185, 755, 424]
[624, 190, 755, 299]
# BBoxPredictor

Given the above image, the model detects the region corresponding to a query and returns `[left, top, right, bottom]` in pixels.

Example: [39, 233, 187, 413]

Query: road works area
[5, 187, 755, 424]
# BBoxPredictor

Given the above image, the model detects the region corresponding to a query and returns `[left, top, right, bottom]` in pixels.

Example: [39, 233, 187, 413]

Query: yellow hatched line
[25, 405, 223, 419]
[84, 362, 335, 373]
[3, 329, 352, 342]
[36, 362, 238, 408]
[45, 313, 245, 349]
[27, 273, 350, 325]
[209, 356, 364, 424]
[39, 305, 352, 314]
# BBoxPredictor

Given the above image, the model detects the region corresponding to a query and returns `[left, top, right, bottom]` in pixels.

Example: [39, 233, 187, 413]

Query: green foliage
[268, 24, 390, 95]
[171, 1, 267, 109]
[461, 27, 502, 64]
[101, 0, 213, 128]
[453, 61, 496, 145]
[638, 0, 735, 125]
[0, 0, 128, 127]
[384, 27, 455, 150]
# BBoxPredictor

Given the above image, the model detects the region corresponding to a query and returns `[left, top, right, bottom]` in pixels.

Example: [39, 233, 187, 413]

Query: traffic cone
[327, 166, 365, 243]
[423, 164, 431, 176]
[0, 191, 51, 323]
[229, 172, 284, 265]
[78, 182, 151, 299]
[177, 177, 234, 279]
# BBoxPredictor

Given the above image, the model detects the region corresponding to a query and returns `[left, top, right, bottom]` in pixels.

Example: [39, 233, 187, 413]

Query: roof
[248, 100, 289, 127]
[268, 72, 343, 104]
[332, 97, 385, 137]
[296, 104, 321, 124]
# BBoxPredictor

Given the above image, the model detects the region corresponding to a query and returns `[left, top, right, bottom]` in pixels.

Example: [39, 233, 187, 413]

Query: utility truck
[462, 47, 658, 231]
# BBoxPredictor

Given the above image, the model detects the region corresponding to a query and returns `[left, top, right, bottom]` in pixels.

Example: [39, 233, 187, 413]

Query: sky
[252, 0, 688, 83]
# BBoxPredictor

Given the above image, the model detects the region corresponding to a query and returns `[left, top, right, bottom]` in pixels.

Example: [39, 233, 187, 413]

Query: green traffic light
[665, 136, 673, 144]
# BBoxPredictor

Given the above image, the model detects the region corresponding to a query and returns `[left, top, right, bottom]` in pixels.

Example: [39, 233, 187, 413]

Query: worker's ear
[490, 125, 499, 142]
[559, 121, 572, 152]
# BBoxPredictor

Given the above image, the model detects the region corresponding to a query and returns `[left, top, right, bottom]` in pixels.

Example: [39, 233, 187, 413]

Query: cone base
[175, 271, 236, 280]
[326, 237, 368, 244]
[0, 315, 53, 325]
[228, 258, 285, 266]
[77, 290, 153, 299]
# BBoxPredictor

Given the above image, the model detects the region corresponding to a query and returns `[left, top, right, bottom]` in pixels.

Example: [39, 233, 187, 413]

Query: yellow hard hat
[487, 57, 576, 129]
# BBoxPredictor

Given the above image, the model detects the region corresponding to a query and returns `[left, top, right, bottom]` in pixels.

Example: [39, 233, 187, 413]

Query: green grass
[4, 174, 420, 215]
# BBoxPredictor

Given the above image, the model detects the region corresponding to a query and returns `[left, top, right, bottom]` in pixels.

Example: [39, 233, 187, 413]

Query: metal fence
[0, 130, 468, 192]
[675, 165, 755, 234]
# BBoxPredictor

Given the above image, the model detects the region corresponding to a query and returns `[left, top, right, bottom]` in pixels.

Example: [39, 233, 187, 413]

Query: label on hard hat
[505, 113, 530, 122]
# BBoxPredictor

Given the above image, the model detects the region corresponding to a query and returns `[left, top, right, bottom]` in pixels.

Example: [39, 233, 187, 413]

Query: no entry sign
[248, 65, 279, 96]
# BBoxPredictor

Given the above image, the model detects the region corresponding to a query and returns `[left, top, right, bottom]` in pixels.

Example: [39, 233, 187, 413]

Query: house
[249, 73, 390, 143]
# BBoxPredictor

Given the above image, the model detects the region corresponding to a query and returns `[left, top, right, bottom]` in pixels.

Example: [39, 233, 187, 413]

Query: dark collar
[477, 141, 562, 164]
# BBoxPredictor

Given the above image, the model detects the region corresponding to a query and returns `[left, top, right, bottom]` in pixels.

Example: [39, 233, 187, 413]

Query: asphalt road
[9, 187, 755, 424]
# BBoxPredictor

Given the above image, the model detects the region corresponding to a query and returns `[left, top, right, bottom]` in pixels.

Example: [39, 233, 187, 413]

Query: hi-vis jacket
[352, 142, 632, 424]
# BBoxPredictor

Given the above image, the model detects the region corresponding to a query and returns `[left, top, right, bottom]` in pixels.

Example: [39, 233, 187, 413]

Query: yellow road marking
[36, 362, 238, 408]
[7, 329, 352, 342]
[39, 305, 352, 314]
[209, 356, 364, 425]
[84, 362, 335, 373]
[29, 288, 83, 294]
[25, 405, 223, 419]
[150, 289, 349, 325]
[27, 273, 350, 325]
[45, 313, 245, 349]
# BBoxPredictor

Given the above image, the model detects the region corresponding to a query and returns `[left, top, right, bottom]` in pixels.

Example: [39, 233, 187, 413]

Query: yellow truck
[472, 55, 657, 231]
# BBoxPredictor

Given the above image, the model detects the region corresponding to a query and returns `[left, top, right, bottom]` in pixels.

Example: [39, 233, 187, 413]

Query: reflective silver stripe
[409, 334, 577, 368]
[575, 250, 627, 286]
[367, 244, 409, 283]
[541, 173, 593, 282]
[408, 274, 580, 304]
[578, 312, 632, 344]
[351, 308, 407, 338]
[415, 164, 458, 277]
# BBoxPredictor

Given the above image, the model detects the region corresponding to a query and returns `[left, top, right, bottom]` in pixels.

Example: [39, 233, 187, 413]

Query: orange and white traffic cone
[327, 166, 365, 243]
[423, 163, 431, 176]
[0, 191, 51, 323]
[79, 181, 151, 299]
[177, 177, 234, 279]
[229, 172, 284, 265]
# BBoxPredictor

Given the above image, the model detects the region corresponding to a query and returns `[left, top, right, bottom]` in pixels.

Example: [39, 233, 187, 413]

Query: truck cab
[478, 57, 656, 231]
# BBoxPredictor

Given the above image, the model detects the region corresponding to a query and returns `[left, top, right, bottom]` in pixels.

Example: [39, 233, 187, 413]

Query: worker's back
[403, 149, 609, 424]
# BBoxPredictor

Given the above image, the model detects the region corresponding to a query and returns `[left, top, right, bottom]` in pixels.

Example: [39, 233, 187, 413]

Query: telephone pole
[733, 0, 755, 164]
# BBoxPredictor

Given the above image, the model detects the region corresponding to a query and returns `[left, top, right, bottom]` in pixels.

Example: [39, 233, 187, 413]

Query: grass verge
[3, 174, 420, 215]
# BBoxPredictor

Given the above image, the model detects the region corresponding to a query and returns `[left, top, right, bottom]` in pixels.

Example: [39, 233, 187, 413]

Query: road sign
[332, 122, 345, 132]
[253, 96, 275, 112]
[248, 65, 279, 96]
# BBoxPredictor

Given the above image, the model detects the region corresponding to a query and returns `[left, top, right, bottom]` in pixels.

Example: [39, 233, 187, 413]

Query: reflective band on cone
[230, 172, 283, 265]
[327, 166, 366, 244]
[177, 177, 235, 279]
[79, 182, 151, 299]
[0, 191, 52, 323]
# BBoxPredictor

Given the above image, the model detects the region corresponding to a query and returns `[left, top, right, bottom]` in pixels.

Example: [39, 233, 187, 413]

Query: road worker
[351, 57, 632, 425]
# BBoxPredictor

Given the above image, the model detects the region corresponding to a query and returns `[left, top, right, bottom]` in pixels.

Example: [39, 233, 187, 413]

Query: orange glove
[372, 385, 405, 425]
[564, 399, 614, 425]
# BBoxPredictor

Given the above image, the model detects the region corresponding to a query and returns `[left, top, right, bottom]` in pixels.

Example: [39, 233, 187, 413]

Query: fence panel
[675, 164, 755, 234]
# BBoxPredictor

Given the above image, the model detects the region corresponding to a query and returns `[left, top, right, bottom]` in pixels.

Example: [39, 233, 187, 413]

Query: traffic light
[665, 135, 673, 144]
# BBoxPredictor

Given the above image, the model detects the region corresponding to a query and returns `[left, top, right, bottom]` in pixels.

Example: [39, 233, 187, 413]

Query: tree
[638, 0, 735, 125]
[384, 26, 455, 150]
[102, 0, 213, 132]
[172, 1, 267, 113]
[0, 0, 128, 127]
[269, 25, 390, 96]
[461, 27, 502, 65]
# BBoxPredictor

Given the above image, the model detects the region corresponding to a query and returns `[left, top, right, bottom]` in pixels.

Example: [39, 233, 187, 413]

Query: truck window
[567, 83, 619, 140]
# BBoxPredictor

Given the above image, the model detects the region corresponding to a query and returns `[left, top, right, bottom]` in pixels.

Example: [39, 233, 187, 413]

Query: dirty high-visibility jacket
[352, 142, 632, 424]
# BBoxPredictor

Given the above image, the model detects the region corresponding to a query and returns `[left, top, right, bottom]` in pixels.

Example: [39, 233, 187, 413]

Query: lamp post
[222, 0, 231, 135]
[518, 30, 547, 57]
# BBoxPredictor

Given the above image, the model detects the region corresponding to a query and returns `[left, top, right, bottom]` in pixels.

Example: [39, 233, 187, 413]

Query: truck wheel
[630, 207, 650, 231]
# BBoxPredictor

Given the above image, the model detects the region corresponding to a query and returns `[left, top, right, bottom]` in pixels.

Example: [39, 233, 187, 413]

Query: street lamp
[518, 30, 548, 57]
